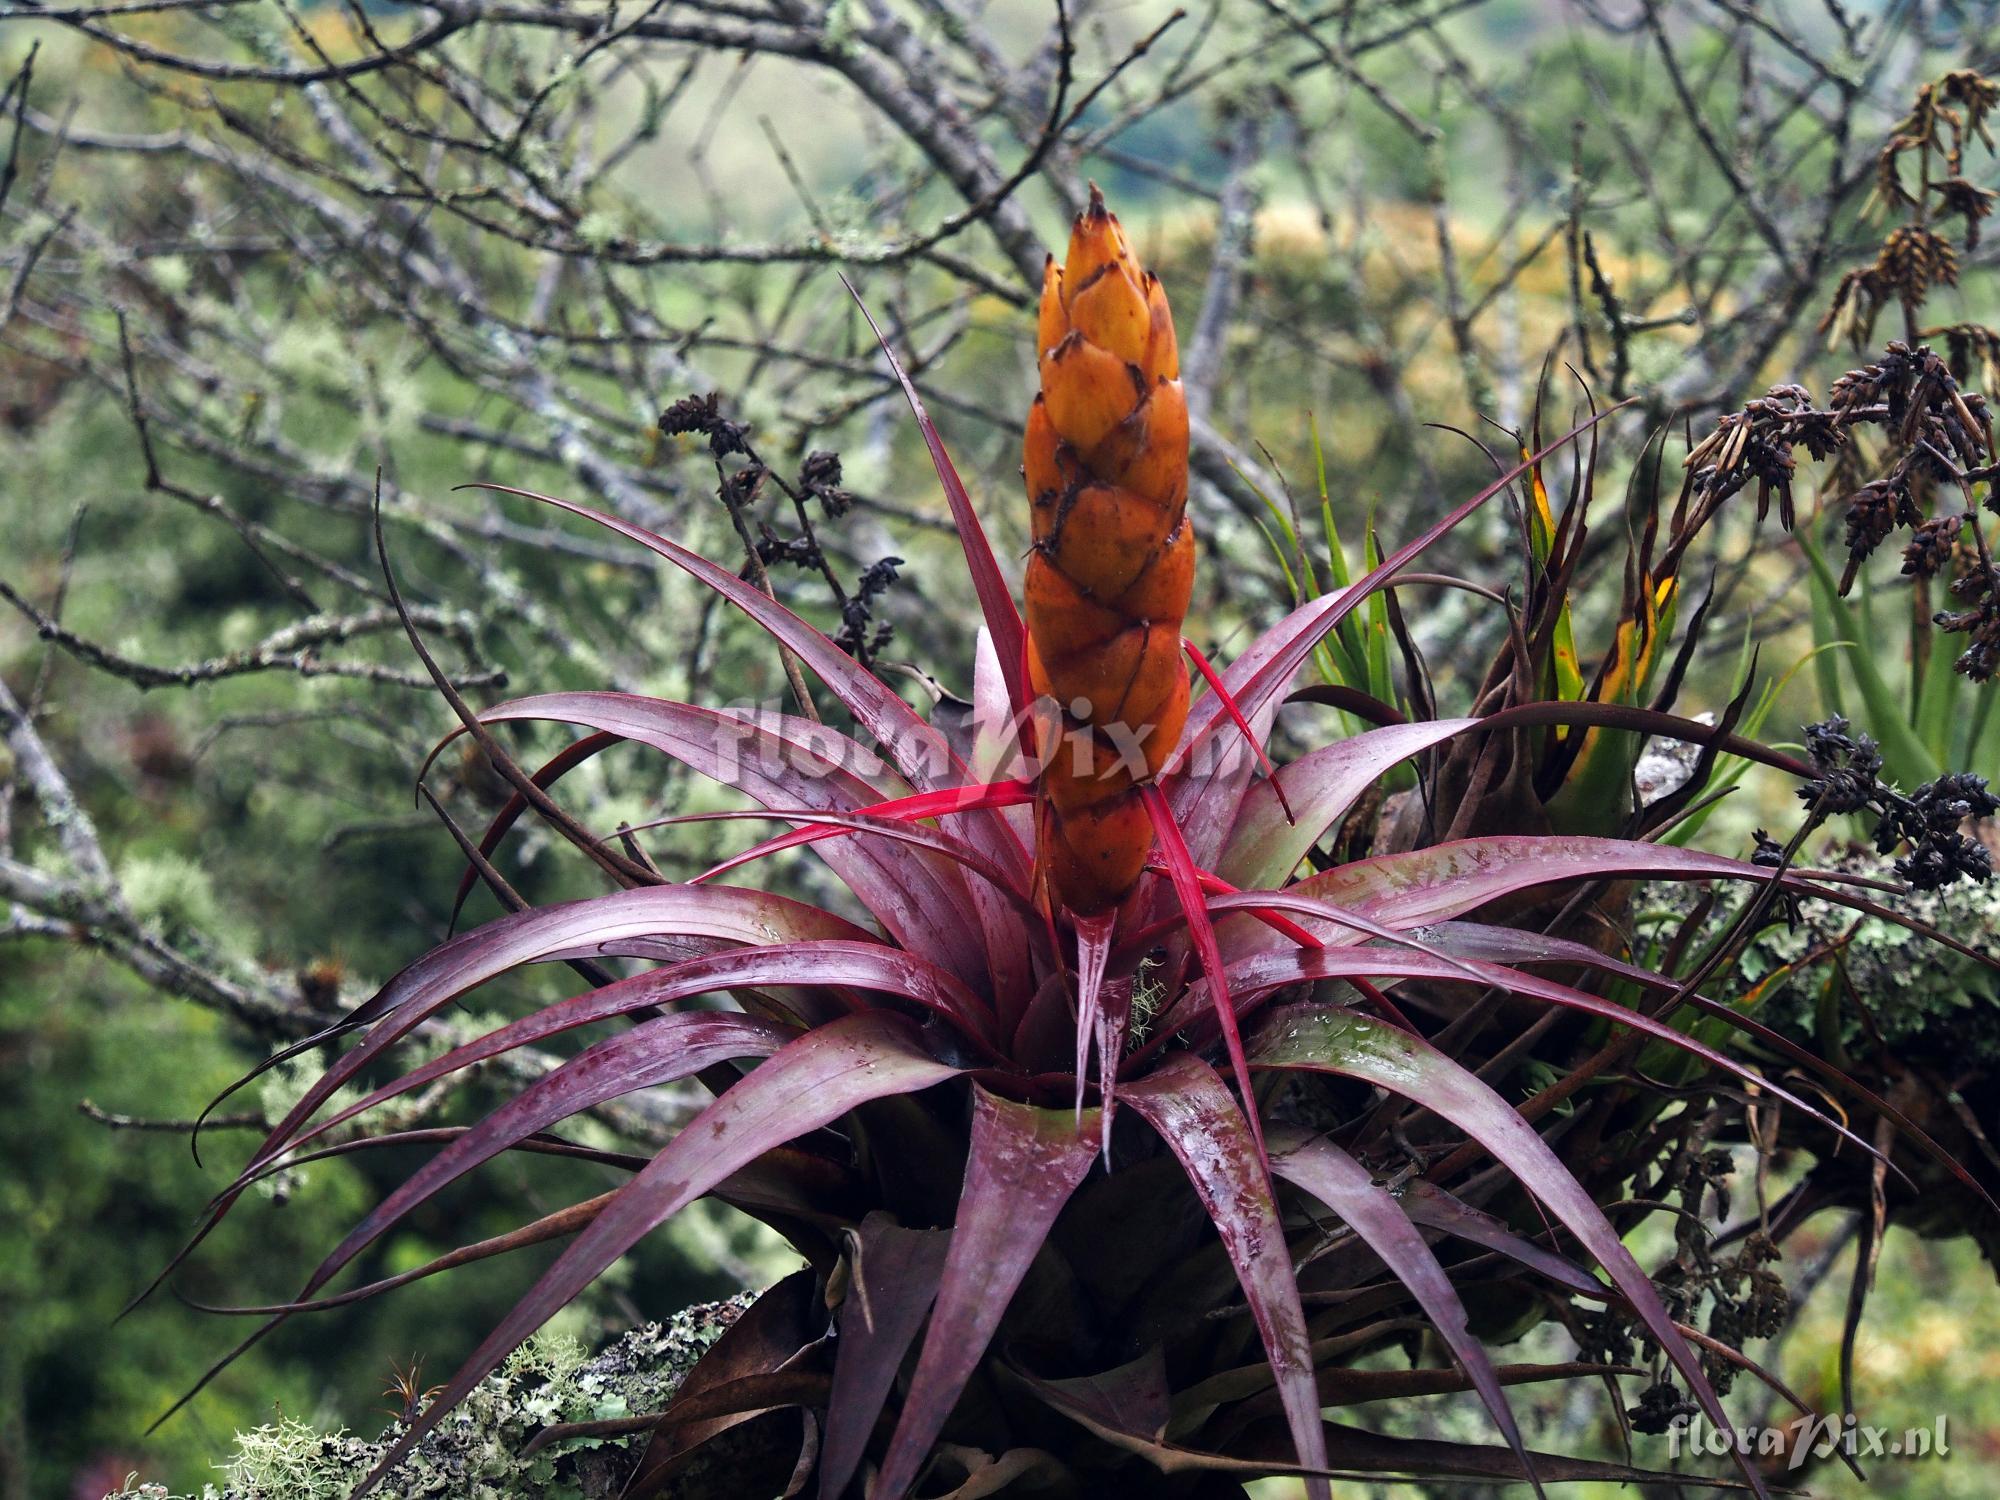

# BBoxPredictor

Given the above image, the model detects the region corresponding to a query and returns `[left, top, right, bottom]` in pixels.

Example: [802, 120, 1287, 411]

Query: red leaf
[1182, 636, 1294, 822]
[1118, 873, 1472, 970]
[840, 283, 1028, 722]
[1139, 782, 1264, 1163]
[1250, 1002, 1770, 1500]
[350, 1012, 963, 1497]
[687, 780, 1035, 889]
[1268, 1129, 1543, 1499]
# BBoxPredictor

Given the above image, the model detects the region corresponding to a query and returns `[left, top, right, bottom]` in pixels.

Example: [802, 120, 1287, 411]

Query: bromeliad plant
[152, 192, 1996, 1498]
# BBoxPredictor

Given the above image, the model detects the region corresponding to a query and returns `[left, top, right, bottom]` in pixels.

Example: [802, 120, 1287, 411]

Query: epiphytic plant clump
[141, 193, 2000, 1500]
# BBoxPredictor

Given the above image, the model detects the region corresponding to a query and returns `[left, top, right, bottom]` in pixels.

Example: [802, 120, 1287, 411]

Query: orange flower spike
[1024, 186, 1191, 916]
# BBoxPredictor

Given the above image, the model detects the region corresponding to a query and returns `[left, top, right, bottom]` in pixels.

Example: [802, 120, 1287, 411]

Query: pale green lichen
[104, 1299, 748, 1500]
[118, 854, 227, 951]
[1648, 852, 2000, 1063]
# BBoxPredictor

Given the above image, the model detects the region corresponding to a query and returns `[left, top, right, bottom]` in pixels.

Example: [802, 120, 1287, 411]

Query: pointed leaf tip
[841, 279, 1029, 723]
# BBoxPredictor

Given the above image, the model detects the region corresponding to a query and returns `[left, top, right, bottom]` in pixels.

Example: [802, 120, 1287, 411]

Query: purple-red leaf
[1015, 1354, 1748, 1490]
[1291, 837, 1997, 969]
[469, 692, 990, 982]
[1249, 1002, 1770, 1500]
[1267, 1128, 1543, 1498]
[1151, 923, 1878, 1164]
[872, 1088, 1101, 1499]
[294, 1012, 792, 1308]
[461, 482, 985, 802]
[1215, 719, 1475, 894]
[1021, 1364, 1721, 1488]
[136, 885, 872, 1317]
[159, 1011, 794, 1423]
[1161, 686, 1276, 880]
[1011, 1347, 1172, 1445]
[820, 1215, 950, 1500]
[1425, 920, 1992, 1214]
[628, 1269, 823, 1495]
[1395, 1176, 1856, 1480]
[351, 1011, 963, 1498]
[1395, 1180, 1605, 1299]
[658, 800, 1048, 1027]
[964, 628, 1037, 850]
[1121, 1056, 1331, 1500]
[1175, 409, 1622, 769]
[290, 939, 1010, 1169]
[257, 884, 871, 1169]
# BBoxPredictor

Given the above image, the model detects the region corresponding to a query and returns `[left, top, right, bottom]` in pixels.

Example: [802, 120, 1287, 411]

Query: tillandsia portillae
[146, 194, 2000, 1500]
[1024, 187, 1194, 917]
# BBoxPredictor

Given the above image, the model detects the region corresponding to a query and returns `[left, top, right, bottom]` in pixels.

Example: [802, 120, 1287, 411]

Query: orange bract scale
[1091, 381, 1188, 505]
[1144, 276, 1179, 383]
[1040, 335, 1142, 454]
[1068, 268, 1152, 365]
[1023, 396, 1079, 510]
[1036, 258, 1068, 357]
[1024, 187, 1191, 915]
[1108, 520, 1193, 622]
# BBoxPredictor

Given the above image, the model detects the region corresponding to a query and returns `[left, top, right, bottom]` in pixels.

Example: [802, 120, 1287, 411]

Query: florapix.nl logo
[1668, 1413, 1951, 1470]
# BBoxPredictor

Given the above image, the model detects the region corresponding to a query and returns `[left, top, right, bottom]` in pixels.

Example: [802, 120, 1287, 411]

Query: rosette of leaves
[140, 283, 1996, 1500]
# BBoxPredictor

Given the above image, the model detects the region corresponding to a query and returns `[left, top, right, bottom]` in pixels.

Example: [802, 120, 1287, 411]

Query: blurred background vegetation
[1, 0, 1997, 1493]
